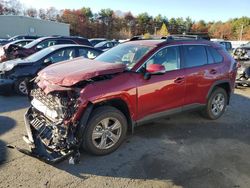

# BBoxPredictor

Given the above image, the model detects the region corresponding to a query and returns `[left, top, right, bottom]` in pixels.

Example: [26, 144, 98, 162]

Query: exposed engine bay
[21, 87, 83, 163]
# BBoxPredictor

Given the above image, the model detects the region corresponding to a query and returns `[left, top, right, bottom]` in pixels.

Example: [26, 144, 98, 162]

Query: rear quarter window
[208, 47, 223, 63]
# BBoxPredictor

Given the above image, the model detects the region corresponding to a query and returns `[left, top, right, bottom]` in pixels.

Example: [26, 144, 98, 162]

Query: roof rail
[162, 34, 206, 42]
[130, 35, 165, 41]
[129, 34, 207, 42]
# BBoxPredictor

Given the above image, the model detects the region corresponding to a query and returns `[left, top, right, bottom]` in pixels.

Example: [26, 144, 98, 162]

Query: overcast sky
[19, 0, 250, 22]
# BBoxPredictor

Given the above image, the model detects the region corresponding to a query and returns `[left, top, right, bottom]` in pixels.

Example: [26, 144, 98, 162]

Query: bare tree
[38, 8, 46, 19]
[45, 7, 59, 21]
[26, 8, 37, 18]
[3, 0, 23, 15]
[0, 0, 4, 15]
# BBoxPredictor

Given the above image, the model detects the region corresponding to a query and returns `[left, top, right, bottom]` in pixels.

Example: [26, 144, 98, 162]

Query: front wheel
[14, 78, 28, 95]
[82, 106, 128, 155]
[202, 87, 228, 120]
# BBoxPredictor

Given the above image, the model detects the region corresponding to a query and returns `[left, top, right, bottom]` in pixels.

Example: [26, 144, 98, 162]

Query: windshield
[24, 38, 42, 49]
[25, 47, 55, 62]
[95, 43, 153, 70]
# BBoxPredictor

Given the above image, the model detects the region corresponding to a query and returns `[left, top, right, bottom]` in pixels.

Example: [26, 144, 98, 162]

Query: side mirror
[144, 64, 165, 80]
[43, 58, 52, 64]
[146, 64, 165, 75]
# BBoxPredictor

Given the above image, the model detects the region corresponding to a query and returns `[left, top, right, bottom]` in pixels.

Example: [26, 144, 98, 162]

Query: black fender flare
[75, 103, 94, 143]
[206, 80, 232, 103]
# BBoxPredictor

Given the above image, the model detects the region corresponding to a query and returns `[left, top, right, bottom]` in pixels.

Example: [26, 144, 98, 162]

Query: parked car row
[0, 35, 124, 95]
[4, 35, 236, 164]
[0, 36, 92, 62]
[0, 36, 120, 62]
[0, 44, 103, 95]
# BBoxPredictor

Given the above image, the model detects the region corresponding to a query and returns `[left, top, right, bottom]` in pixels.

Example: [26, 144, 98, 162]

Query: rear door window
[47, 48, 76, 63]
[183, 45, 207, 68]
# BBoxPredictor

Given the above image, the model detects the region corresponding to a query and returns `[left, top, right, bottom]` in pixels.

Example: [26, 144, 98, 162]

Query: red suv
[21, 36, 237, 163]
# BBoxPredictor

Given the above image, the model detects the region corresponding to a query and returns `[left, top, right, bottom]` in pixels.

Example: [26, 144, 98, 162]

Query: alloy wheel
[91, 117, 122, 150]
[211, 93, 225, 116]
[18, 81, 28, 95]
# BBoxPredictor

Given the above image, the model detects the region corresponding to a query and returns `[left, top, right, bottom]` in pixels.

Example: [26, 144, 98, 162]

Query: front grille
[30, 116, 53, 146]
[30, 117, 45, 131]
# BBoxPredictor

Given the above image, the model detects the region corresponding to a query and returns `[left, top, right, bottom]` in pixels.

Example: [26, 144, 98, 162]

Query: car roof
[36, 36, 88, 41]
[90, 38, 107, 41]
[44, 44, 99, 50]
[125, 40, 166, 47]
[125, 38, 221, 48]
[14, 39, 34, 42]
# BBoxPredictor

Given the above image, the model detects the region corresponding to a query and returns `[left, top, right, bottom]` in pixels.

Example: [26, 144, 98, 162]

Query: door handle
[210, 69, 217, 74]
[174, 77, 184, 84]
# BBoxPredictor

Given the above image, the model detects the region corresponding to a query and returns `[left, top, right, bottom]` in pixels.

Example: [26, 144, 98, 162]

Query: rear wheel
[14, 78, 28, 95]
[82, 106, 127, 155]
[202, 87, 228, 120]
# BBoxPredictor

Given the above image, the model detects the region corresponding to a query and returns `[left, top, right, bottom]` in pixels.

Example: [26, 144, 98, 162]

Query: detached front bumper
[19, 107, 76, 164]
[0, 78, 15, 94]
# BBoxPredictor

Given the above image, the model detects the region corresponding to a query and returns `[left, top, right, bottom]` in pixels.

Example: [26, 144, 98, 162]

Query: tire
[239, 76, 249, 87]
[202, 87, 228, 120]
[14, 78, 28, 95]
[82, 106, 128, 155]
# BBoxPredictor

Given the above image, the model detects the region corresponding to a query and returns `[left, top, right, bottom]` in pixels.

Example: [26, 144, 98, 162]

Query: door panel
[183, 45, 224, 105]
[135, 46, 185, 120]
[136, 70, 186, 120]
[184, 63, 224, 105]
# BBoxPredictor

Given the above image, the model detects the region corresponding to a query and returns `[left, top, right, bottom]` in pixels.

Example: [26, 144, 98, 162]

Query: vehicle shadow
[0, 116, 16, 166]
[0, 95, 29, 113]
[55, 91, 250, 187]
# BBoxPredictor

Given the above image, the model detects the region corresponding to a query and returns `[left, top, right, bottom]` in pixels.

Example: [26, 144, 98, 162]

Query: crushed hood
[0, 58, 29, 71]
[37, 58, 126, 87]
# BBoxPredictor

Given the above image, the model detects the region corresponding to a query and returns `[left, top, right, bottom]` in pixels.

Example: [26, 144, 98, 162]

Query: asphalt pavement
[0, 87, 250, 188]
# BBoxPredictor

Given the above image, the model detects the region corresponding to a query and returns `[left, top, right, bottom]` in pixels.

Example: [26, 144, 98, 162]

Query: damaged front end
[20, 85, 92, 164]
[12, 59, 126, 164]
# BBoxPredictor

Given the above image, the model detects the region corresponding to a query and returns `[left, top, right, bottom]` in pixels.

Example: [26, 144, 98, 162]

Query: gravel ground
[0, 87, 250, 188]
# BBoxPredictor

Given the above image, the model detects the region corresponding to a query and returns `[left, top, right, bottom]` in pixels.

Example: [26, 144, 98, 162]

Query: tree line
[0, 0, 249, 40]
